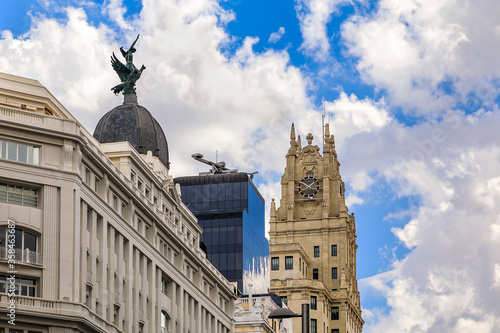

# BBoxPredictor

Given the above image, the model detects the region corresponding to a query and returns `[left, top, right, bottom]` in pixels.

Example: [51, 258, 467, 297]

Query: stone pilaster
[43, 185, 59, 300]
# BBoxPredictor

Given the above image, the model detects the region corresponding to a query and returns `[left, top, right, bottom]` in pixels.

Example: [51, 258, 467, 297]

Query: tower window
[311, 319, 317, 333]
[332, 267, 338, 279]
[314, 246, 320, 257]
[281, 296, 288, 306]
[331, 306, 339, 320]
[332, 330, 339, 333]
[271, 257, 279, 271]
[331, 244, 337, 256]
[285, 256, 293, 270]
[310, 295, 317, 310]
[313, 268, 318, 280]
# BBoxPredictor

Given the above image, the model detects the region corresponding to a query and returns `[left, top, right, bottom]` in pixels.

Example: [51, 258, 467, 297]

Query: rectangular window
[310, 295, 317, 310]
[331, 306, 339, 320]
[332, 267, 338, 279]
[313, 268, 318, 280]
[311, 319, 317, 333]
[281, 296, 288, 306]
[331, 244, 337, 256]
[0, 183, 38, 207]
[0, 275, 36, 297]
[332, 330, 339, 333]
[85, 168, 91, 184]
[161, 276, 168, 295]
[0, 139, 40, 165]
[271, 257, 279, 271]
[285, 256, 293, 270]
[314, 246, 320, 257]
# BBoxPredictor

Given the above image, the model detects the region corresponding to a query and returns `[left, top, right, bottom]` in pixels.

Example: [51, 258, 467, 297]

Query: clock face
[297, 175, 320, 199]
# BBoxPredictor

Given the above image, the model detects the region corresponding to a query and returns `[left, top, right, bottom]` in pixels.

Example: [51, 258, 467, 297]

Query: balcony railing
[0, 247, 43, 266]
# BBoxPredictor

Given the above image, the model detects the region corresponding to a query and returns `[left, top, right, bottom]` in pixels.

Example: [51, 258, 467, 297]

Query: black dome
[93, 94, 169, 168]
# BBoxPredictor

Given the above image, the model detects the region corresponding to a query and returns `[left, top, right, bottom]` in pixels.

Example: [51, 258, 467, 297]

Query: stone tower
[269, 124, 363, 333]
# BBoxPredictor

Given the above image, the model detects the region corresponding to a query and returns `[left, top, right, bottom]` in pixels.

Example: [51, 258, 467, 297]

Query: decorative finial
[306, 133, 313, 145]
[270, 198, 276, 219]
[297, 135, 302, 150]
[325, 123, 330, 138]
[290, 123, 296, 141]
[111, 34, 146, 95]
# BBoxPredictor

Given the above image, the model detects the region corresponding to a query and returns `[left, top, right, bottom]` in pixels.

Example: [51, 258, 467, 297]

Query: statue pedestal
[124, 93, 138, 104]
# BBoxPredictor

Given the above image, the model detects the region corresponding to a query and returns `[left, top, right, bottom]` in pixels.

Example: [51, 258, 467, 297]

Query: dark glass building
[174, 172, 268, 292]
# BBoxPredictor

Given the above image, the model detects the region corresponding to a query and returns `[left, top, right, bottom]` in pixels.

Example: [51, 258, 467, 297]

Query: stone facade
[269, 124, 363, 333]
[0, 72, 236, 333]
[234, 295, 288, 333]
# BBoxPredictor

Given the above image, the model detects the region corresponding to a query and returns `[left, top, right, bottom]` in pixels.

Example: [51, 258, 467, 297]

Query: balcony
[0, 247, 43, 266]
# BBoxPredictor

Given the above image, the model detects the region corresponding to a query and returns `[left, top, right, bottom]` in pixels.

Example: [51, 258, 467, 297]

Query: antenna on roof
[322, 98, 326, 148]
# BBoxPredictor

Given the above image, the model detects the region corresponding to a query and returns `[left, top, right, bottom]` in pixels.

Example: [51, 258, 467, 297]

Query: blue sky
[1, 0, 500, 331]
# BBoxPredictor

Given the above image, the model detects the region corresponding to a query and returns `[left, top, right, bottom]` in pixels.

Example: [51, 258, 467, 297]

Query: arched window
[161, 311, 170, 333]
[0, 224, 41, 265]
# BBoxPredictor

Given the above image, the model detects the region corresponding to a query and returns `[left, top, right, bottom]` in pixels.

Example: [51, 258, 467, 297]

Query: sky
[1, 0, 500, 331]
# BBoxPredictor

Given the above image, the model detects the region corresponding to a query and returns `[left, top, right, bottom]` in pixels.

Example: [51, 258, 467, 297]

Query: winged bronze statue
[111, 34, 146, 95]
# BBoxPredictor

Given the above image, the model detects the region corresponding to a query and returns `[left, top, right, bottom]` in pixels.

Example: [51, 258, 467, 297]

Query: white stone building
[0, 72, 236, 333]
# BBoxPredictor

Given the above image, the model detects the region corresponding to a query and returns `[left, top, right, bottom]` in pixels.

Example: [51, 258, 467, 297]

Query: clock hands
[298, 181, 314, 189]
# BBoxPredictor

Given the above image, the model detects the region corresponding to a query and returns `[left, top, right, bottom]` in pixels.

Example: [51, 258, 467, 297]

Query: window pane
[314, 246, 320, 257]
[24, 232, 37, 251]
[310, 296, 317, 310]
[33, 147, 39, 164]
[17, 144, 27, 163]
[331, 306, 339, 320]
[332, 244, 337, 256]
[0, 227, 6, 244]
[332, 267, 338, 279]
[1, 141, 6, 159]
[271, 257, 279, 270]
[285, 256, 293, 270]
[7, 142, 17, 160]
[14, 229, 22, 249]
[28, 146, 34, 164]
[311, 319, 317, 333]
[28, 285, 35, 297]
[8, 192, 22, 205]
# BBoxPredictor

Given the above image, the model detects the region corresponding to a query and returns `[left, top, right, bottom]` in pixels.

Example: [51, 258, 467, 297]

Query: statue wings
[111, 53, 130, 82]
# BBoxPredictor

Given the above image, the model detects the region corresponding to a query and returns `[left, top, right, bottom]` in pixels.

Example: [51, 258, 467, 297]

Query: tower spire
[290, 123, 296, 141]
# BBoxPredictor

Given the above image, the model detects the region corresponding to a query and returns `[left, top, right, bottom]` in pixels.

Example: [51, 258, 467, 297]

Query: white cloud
[343, 111, 500, 332]
[345, 193, 363, 207]
[102, 0, 133, 31]
[268, 26, 285, 44]
[295, 0, 349, 61]
[342, 0, 500, 115]
[327, 91, 392, 147]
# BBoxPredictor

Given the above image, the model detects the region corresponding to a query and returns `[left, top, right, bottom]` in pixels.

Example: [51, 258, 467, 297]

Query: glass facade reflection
[174, 173, 269, 292]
